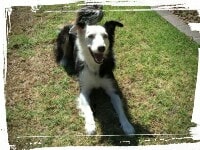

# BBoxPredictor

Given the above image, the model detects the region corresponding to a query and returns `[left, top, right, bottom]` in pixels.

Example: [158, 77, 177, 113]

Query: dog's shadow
[63, 65, 152, 145]
[89, 81, 153, 146]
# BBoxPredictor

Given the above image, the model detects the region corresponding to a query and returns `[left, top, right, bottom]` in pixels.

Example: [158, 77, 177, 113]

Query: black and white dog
[54, 7, 134, 135]
[55, 5, 104, 75]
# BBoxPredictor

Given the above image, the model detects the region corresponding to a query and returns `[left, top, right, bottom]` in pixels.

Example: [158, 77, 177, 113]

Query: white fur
[75, 25, 135, 135]
[85, 26, 109, 54]
[76, 25, 109, 70]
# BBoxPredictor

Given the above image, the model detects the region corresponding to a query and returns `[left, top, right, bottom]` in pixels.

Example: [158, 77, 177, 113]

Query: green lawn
[6, 4, 199, 149]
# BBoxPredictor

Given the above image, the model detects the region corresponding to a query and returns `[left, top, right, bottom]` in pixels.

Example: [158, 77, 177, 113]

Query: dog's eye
[103, 34, 108, 39]
[88, 34, 95, 39]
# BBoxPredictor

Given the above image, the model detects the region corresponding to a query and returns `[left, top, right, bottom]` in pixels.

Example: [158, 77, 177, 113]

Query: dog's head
[70, 21, 123, 64]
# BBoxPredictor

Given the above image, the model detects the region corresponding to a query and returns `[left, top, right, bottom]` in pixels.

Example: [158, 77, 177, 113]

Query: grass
[6, 3, 199, 149]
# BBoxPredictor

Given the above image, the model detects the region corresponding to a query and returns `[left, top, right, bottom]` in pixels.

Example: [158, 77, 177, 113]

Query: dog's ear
[104, 21, 123, 35]
[69, 22, 86, 34]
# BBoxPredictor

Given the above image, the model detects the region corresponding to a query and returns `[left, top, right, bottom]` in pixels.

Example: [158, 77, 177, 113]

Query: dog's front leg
[77, 91, 96, 135]
[108, 92, 135, 135]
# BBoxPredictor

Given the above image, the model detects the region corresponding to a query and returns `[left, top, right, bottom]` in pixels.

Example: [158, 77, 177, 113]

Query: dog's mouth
[89, 48, 104, 64]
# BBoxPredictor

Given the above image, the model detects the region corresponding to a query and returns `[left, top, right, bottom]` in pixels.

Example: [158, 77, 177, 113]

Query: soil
[170, 10, 200, 23]
[9, 7, 36, 35]
[6, 7, 57, 110]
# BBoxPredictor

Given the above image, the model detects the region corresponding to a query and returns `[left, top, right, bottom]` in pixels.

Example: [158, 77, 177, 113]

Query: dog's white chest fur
[79, 66, 113, 92]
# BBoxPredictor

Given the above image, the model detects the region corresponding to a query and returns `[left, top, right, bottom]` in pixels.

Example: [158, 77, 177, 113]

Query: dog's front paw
[85, 123, 96, 135]
[121, 122, 135, 135]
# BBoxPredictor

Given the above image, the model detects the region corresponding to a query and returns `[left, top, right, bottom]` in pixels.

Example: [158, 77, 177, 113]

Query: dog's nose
[98, 46, 105, 53]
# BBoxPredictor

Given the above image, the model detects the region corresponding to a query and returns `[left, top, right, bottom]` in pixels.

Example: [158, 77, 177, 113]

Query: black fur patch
[54, 25, 77, 75]
[104, 21, 123, 51]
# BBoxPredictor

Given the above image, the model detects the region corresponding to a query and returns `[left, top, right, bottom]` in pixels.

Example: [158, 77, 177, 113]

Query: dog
[54, 6, 135, 135]
[54, 5, 104, 75]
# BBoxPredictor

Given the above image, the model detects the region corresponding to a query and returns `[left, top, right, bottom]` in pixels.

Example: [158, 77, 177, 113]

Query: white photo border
[1, 0, 200, 149]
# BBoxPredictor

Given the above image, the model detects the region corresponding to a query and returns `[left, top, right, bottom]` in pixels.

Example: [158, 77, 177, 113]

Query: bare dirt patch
[6, 7, 60, 144]
[171, 10, 200, 23]
[9, 7, 36, 35]
[6, 7, 56, 106]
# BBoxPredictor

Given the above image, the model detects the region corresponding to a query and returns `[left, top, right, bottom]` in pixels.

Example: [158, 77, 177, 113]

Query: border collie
[54, 7, 134, 135]
[55, 5, 104, 75]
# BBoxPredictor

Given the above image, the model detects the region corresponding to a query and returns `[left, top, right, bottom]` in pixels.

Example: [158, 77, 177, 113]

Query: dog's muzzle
[89, 47, 105, 64]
